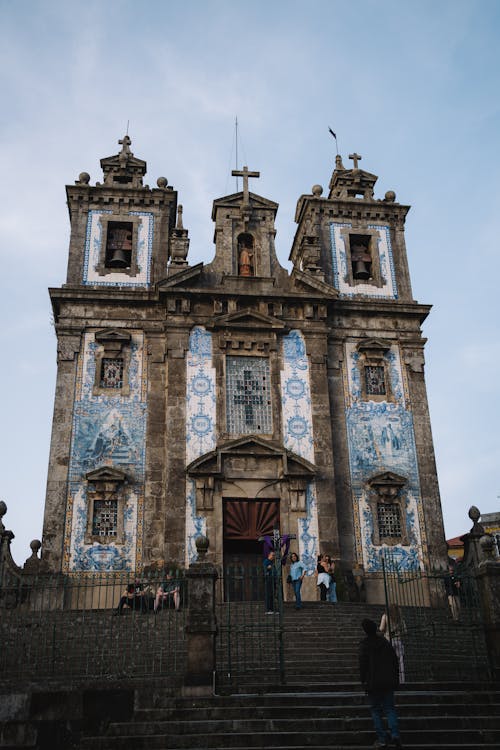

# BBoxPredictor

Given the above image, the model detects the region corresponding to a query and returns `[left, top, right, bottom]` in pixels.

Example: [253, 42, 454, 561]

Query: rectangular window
[226, 356, 272, 434]
[377, 503, 402, 538]
[92, 498, 118, 537]
[100, 358, 124, 389]
[365, 365, 386, 396]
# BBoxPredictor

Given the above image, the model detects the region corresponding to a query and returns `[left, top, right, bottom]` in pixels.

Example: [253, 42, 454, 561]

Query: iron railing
[216, 564, 285, 692]
[381, 551, 490, 682]
[0, 570, 187, 686]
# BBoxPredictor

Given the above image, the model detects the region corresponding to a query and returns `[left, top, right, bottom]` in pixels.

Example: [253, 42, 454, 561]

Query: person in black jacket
[359, 618, 402, 749]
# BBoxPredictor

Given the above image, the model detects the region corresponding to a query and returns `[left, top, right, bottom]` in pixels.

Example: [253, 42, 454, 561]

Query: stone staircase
[79, 687, 500, 749]
[1, 600, 497, 749]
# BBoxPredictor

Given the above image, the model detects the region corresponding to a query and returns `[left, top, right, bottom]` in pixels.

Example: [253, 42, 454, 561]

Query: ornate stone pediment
[357, 338, 391, 356]
[211, 192, 278, 219]
[85, 466, 128, 483]
[157, 263, 203, 289]
[187, 436, 316, 480]
[367, 471, 407, 493]
[290, 268, 338, 297]
[210, 308, 286, 332]
[94, 329, 131, 345]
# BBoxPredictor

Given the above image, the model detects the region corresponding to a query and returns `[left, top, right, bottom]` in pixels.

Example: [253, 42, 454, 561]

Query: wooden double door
[223, 498, 279, 601]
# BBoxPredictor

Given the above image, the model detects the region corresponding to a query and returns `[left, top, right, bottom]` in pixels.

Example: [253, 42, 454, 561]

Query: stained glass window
[377, 503, 402, 538]
[226, 356, 272, 434]
[92, 498, 118, 537]
[365, 365, 386, 396]
[100, 358, 124, 389]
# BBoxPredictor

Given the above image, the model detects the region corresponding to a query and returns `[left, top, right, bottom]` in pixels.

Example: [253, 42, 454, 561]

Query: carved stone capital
[57, 335, 81, 362]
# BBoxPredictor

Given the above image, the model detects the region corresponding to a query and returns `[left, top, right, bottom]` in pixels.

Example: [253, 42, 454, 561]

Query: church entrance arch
[223, 498, 279, 601]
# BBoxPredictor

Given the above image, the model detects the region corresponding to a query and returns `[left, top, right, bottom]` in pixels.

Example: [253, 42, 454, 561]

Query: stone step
[105, 714, 500, 736]
[80, 727, 500, 748]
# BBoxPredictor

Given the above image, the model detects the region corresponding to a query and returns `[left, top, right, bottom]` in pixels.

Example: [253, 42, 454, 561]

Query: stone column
[476, 536, 500, 680]
[183, 536, 218, 696]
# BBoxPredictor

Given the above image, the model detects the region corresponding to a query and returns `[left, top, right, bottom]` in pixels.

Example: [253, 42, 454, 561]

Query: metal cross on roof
[231, 165, 260, 204]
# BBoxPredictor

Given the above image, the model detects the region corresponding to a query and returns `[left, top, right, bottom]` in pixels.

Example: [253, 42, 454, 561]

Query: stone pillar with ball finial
[183, 534, 218, 696]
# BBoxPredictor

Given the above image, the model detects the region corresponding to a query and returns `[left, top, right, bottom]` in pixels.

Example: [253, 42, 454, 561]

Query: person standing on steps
[263, 549, 278, 613]
[324, 555, 338, 603]
[444, 564, 461, 621]
[359, 618, 403, 749]
[288, 552, 306, 609]
[316, 554, 330, 601]
[379, 604, 405, 683]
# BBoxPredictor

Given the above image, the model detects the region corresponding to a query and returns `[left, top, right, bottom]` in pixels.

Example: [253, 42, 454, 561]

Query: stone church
[41, 135, 448, 601]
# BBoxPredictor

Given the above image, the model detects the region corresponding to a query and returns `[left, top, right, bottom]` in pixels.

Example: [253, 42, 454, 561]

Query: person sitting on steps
[154, 572, 180, 612]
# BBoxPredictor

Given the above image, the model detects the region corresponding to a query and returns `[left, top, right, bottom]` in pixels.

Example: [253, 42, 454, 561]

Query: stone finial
[311, 184, 323, 197]
[23, 538, 47, 573]
[77, 172, 90, 185]
[0, 499, 6, 521]
[195, 534, 209, 560]
[157, 176, 168, 188]
[335, 154, 345, 170]
[384, 190, 396, 202]
[467, 505, 485, 537]
[469, 506, 481, 523]
[30, 539, 42, 555]
[169, 204, 190, 268]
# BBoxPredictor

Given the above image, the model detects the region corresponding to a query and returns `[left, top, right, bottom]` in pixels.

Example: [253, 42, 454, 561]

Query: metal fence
[0, 570, 187, 686]
[216, 563, 285, 692]
[381, 551, 490, 682]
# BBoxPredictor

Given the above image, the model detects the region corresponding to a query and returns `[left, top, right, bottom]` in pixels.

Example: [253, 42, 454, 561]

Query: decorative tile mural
[329, 222, 398, 299]
[185, 327, 215, 563]
[281, 330, 314, 463]
[344, 343, 425, 571]
[63, 332, 147, 572]
[83, 210, 154, 287]
[298, 482, 319, 575]
[281, 330, 318, 573]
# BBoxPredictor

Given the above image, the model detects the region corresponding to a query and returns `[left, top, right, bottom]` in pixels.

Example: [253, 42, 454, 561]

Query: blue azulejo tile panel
[345, 342, 406, 408]
[344, 345, 424, 572]
[297, 482, 319, 575]
[281, 331, 319, 573]
[185, 327, 215, 563]
[83, 210, 154, 287]
[329, 222, 398, 299]
[281, 330, 314, 463]
[63, 332, 147, 572]
[185, 479, 207, 564]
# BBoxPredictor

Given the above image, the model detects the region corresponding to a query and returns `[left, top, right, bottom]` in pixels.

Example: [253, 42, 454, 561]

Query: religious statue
[238, 243, 254, 276]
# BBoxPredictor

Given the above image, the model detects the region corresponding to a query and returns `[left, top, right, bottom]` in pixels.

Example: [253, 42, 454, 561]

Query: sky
[0, 0, 499, 564]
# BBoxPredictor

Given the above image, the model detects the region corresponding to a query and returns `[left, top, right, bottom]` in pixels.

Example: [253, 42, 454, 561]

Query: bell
[108, 248, 129, 268]
[353, 258, 370, 279]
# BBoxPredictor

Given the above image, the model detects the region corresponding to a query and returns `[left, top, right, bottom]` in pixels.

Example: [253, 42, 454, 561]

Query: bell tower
[290, 151, 446, 590]
[42, 136, 180, 572]
[206, 165, 287, 284]
[65, 135, 177, 287]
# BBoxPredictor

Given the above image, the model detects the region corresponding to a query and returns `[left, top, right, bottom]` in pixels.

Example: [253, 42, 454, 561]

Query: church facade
[41, 136, 447, 601]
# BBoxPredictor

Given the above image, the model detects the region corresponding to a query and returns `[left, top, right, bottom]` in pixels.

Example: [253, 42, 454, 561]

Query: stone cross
[118, 135, 132, 167]
[232, 165, 260, 204]
[348, 152, 362, 169]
